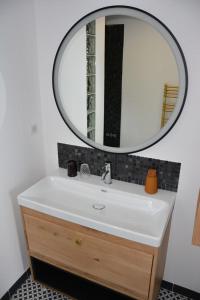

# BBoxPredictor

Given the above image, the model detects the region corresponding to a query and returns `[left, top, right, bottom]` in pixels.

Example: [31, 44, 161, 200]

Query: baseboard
[1, 268, 199, 300]
[1, 269, 30, 300]
[1, 291, 9, 300]
[161, 280, 200, 300]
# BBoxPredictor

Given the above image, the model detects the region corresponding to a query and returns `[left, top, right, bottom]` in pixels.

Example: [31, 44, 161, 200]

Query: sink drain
[92, 203, 106, 210]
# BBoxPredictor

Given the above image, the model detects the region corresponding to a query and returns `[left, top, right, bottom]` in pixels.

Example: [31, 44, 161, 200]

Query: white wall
[59, 26, 87, 135]
[0, 0, 45, 297]
[35, 0, 200, 293]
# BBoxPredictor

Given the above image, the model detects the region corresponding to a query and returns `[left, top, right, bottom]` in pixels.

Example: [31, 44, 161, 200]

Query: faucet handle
[105, 162, 111, 172]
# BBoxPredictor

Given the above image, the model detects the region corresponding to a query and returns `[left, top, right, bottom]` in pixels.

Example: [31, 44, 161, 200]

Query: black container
[67, 160, 77, 177]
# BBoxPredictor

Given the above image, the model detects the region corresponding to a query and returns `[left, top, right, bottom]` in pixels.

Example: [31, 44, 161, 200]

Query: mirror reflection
[58, 15, 179, 148]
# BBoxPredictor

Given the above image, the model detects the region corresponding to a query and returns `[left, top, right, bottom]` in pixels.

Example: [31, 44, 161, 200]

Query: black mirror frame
[52, 5, 188, 154]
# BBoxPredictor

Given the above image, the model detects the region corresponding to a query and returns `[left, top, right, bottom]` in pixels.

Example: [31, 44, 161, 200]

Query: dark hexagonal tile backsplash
[58, 143, 181, 192]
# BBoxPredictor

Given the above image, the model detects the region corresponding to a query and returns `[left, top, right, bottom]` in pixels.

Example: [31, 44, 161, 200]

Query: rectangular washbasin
[18, 169, 176, 247]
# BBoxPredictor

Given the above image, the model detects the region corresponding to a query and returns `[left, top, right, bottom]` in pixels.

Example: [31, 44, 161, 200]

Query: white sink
[17, 169, 176, 247]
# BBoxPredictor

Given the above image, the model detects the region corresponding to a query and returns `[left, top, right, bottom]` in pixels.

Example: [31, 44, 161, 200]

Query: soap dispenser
[145, 169, 158, 194]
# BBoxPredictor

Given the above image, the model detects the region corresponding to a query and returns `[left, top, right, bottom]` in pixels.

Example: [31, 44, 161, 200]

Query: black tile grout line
[1, 269, 30, 300]
[2, 268, 199, 300]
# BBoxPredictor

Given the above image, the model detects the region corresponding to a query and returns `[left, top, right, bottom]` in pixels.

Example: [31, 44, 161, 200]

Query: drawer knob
[75, 239, 82, 246]
[94, 257, 100, 262]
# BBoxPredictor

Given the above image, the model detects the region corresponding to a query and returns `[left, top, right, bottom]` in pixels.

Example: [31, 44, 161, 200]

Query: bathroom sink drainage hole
[92, 203, 106, 210]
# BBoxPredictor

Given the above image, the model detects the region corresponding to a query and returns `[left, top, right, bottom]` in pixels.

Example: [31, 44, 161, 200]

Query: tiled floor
[11, 276, 69, 300]
[158, 288, 189, 300]
[11, 275, 192, 300]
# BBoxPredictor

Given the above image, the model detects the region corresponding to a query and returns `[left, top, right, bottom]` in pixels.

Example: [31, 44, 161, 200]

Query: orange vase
[145, 169, 158, 194]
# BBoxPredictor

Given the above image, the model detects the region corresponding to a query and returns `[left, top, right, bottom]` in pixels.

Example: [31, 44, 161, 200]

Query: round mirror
[53, 6, 188, 154]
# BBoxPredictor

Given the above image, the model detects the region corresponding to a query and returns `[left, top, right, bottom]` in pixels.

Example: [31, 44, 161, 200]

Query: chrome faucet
[101, 162, 112, 184]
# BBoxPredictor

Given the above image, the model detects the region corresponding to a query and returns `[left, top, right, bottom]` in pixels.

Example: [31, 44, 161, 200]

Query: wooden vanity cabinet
[21, 207, 170, 300]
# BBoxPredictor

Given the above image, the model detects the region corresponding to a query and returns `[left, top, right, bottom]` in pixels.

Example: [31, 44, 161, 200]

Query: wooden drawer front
[24, 213, 153, 299]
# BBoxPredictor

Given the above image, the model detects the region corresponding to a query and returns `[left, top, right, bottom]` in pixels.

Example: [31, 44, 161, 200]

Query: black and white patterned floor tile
[11, 275, 191, 300]
[158, 288, 189, 300]
[11, 276, 71, 300]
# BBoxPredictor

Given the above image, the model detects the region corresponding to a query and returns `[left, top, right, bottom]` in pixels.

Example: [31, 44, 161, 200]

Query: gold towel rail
[161, 84, 179, 127]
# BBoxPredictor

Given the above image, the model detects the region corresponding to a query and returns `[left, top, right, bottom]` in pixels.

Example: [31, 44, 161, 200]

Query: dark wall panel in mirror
[104, 24, 124, 147]
[53, 6, 188, 154]
[58, 143, 181, 192]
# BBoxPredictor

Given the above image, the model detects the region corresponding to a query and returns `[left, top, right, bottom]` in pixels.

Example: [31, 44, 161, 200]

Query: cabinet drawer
[24, 213, 153, 299]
